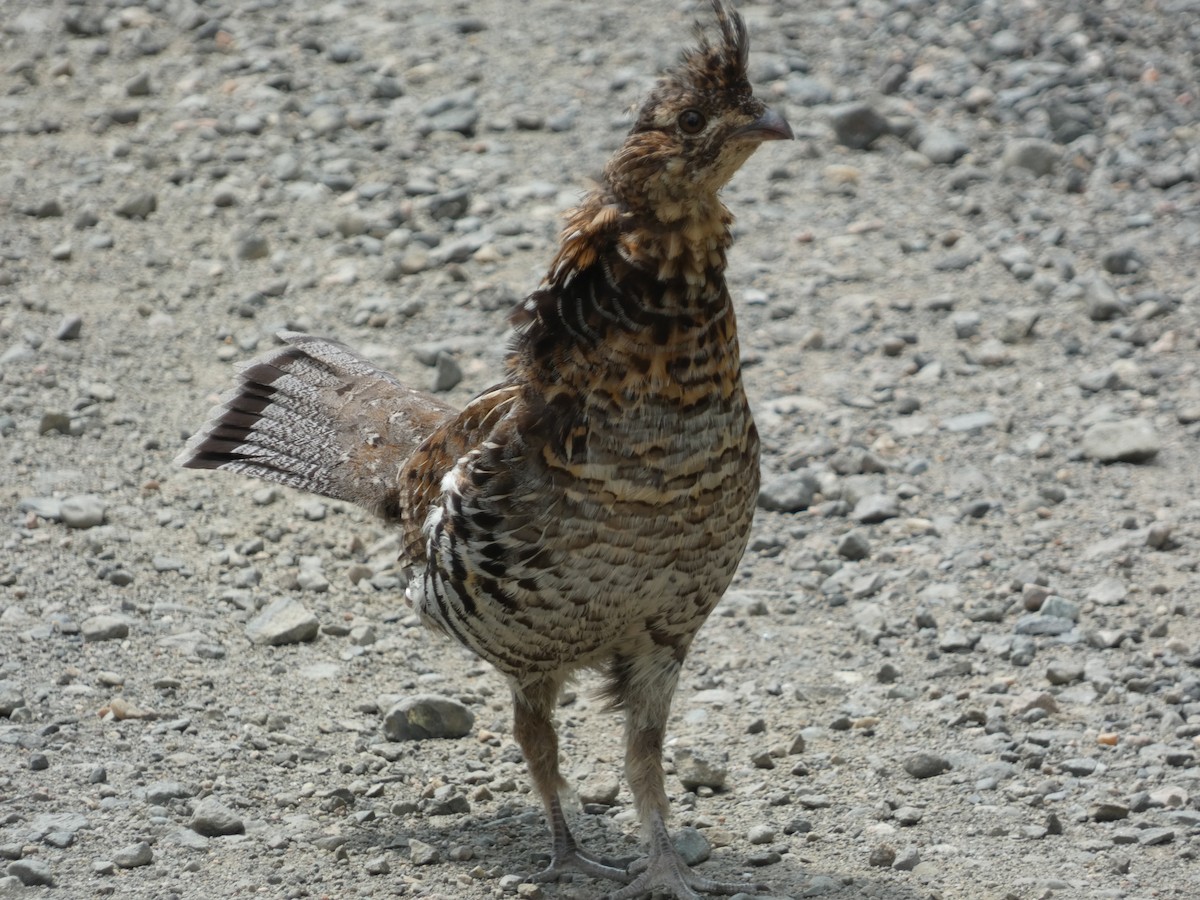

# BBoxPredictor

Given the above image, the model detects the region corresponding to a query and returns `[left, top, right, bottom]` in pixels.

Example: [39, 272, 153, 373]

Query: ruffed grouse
[177, 2, 791, 897]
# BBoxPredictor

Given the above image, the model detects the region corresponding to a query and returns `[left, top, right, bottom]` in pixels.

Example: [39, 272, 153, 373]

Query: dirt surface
[2, 2, 1199, 899]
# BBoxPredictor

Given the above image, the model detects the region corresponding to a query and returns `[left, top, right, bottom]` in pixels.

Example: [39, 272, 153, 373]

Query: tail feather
[176, 331, 457, 521]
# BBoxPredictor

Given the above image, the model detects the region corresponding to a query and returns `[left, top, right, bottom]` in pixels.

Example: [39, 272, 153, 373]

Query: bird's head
[606, 0, 792, 221]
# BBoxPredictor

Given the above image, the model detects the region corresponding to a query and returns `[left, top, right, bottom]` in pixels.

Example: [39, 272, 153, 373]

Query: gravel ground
[3, 1, 1199, 899]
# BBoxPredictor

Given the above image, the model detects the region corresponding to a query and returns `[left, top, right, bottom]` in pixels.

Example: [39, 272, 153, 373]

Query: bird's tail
[175, 331, 456, 523]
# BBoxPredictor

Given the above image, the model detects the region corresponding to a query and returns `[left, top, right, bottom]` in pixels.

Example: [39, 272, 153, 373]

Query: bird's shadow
[343, 803, 928, 899]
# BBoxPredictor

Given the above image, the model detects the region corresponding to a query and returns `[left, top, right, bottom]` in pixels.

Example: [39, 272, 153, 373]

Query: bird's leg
[609, 654, 769, 900]
[512, 678, 632, 886]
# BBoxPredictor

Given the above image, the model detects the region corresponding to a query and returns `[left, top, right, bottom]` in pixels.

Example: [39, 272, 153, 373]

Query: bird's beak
[734, 107, 794, 142]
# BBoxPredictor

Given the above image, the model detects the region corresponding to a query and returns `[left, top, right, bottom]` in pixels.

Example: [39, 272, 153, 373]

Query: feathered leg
[608, 652, 768, 900]
[513, 677, 632, 886]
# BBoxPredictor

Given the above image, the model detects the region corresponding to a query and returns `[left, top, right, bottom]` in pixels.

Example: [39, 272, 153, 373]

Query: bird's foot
[526, 845, 634, 886]
[608, 849, 768, 900]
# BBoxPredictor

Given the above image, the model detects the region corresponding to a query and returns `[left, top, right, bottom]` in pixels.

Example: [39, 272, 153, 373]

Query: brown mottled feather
[176, 3, 790, 896]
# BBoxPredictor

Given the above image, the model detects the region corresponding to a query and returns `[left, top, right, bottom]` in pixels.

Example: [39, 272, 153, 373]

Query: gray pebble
[747, 825, 775, 845]
[124, 71, 152, 96]
[1081, 418, 1159, 463]
[432, 351, 463, 392]
[903, 752, 950, 779]
[60, 494, 106, 528]
[112, 841, 152, 868]
[1059, 757, 1097, 776]
[383, 694, 474, 740]
[114, 191, 157, 220]
[1014, 614, 1074, 636]
[1046, 662, 1084, 685]
[408, 838, 440, 865]
[189, 798, 245, 837]
[6, 859, 54, 887]
[951, 311, 981, 339]
[56, 315, 83, 340]
[868, 844, 896, 867]
[917, 127, 968, 165]
[1002, 139, 1060, 177]
[674, 827, 711, 865]
[364, 856, 390, 875]
[0, 682, 26, 717]
[1039, 595, 1079, 622]
[829, 103, 889, 150]
[1086, 577, 1127, 606]
[893, 847, 921, 871]
[81, 615, 129, 642]
[942, 410, 996, 433]
[244, 598, 319, 645]
[757, 469, 819, 512]
[674, 747, 728, 790]
[836, 530, 870, 560]
[852, 493, 898, 524]
[1084, 276, 1126, 321]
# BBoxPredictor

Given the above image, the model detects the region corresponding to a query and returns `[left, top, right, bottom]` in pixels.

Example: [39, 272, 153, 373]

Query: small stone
[432, 351, 463, 392]
[383, 694, 474, 741]
[893, 847, 921, 871]
[904, 752, 950, 779]
[25, 198, 63, 218]
[836, 530, 870, 560]
[408, 838, 440, 865]
[1060, 757, 1098, 776]
[1002, 138, 1060, 176]
[852, 494, 899, 524]
[757, 469, 820, 512]
[81, 615, 129, 642]
[1087, 577, 1127, 605]
[1084, 277, 1126, 322]
[115, 192, 157, 219]
[1081, 419, 1159, 464]
[918, 127, 968, 165]
[60, 494, 106, 528]
[113, 841, 152, 868]
[1022, 583, 1050, 611]
[6, 859, 54, 887]
[189, 798, 245, 837]
[235, 234, 270, 261]
[1039, 595, 1079, 622]
[364, 856, 390, 876]
[747, 825, 775, 845]
[37, 409, 69, 435]
[0, 681, 26, 717]
[672, 828, 711, 866]
[942, 411, 996, 433]
[124, 71, 152, 96]
[674, 747, 728, 791]
[51, 242, 72, 260]
[1138, 828, 1175, 846]
[245, 598, 319, 645]
[578, 774, 619, 805]
[894, 806, 924, 826]
[868, 844, 896, 867]
[56, 315, 83, 340]
[829, 103, 889, 150]
[1046, 662, 1084, 685]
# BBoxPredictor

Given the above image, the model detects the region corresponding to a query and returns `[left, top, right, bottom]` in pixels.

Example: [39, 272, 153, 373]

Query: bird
[176, 2, 791, 897]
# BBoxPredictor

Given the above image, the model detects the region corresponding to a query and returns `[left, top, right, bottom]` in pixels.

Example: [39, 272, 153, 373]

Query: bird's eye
[677, 108, 707, 135]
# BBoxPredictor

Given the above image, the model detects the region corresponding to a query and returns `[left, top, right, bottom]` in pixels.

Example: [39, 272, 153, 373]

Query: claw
[526, 846, 633, 885]
[606, 848, 766, 900]
[608, 812, 768, 900]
